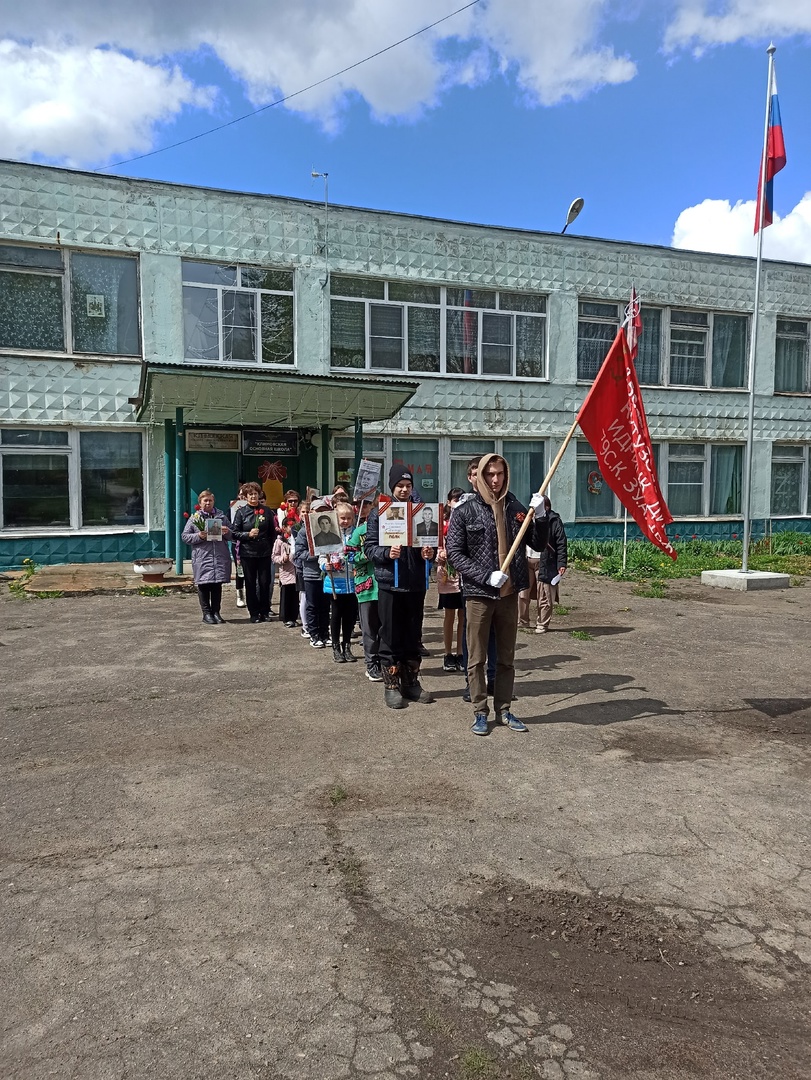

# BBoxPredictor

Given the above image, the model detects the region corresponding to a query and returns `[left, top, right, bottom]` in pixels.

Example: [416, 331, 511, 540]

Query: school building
[1, 159, 810, 569]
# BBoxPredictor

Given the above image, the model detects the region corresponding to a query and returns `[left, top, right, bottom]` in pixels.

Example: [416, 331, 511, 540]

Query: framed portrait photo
[307, 508, 342, 554]
[411, 502, 440, 547]
[379, 501, 410, 547]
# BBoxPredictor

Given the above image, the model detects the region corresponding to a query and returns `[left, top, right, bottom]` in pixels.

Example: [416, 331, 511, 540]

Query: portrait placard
[205, 518, 223, 541]
[307, 508, 342, 555]
[411, 503, 440, 547]
[379, 502, 410, 547]
[353, 459, 382, 503]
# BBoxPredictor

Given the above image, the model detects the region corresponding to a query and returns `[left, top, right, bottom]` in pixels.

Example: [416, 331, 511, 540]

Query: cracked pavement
[1, 571, 810, 1078]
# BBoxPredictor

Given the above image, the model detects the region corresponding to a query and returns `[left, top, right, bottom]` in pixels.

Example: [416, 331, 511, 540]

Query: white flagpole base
[701, 569, 790, 591]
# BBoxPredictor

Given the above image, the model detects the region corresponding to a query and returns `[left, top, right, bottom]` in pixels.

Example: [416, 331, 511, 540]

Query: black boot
[342, 642, 358, 663]
[198, 587, 215, 624]
[332, 643, 346, 663]
[383, 664, 406, 709]
[400, 660, 435, 704]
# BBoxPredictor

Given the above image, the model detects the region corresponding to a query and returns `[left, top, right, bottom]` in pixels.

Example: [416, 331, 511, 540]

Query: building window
[449, 439, 496, 493]
[182, 262, 294, 366]
[392, 438, 439, 499]
[0, 244, 141, 357]
[576, 301, 746, 388]
[502, 440, 546, 503]
[0, 428, 145, 531]
[576, 443, 619, 518]
[666, 443, 705, 516]
[330, 276, 546, 378]
[577, 301, 662, 383]
[771, 445, 810, 516]
[331, 436, 385, 493]
[775, 319, 810, 393]
[575, 441, 741, 519]
[330, 433, 547, 508]
[79, 432, 145, 526]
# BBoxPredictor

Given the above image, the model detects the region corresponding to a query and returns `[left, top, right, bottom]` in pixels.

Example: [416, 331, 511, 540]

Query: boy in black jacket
[365, 466, 435, 710]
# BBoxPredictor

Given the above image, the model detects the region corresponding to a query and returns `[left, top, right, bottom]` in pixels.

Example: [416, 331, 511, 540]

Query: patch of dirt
[345, 879, 811, 1080]
[715, 699, 811, 739]
[327, 778, 473, 814]
[604, 729, 718, 763]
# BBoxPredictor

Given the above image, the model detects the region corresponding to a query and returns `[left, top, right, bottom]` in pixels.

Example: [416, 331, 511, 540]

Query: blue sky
[1, 1, 809, 261]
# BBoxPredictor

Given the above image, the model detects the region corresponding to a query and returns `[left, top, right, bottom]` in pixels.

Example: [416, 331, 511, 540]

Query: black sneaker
[462, 686, 471, 703]
[455, 654, 465, 672]
[365, 662, 383, 682]
[443, 653, 456, 672]
[419, 643, 429, 658]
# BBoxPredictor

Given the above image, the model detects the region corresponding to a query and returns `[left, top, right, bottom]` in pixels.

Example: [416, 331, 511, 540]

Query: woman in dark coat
[229, 481, 277, 623]
[181, 489, 232, 624]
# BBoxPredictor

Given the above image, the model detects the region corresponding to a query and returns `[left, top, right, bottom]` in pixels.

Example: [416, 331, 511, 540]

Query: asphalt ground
[1, 573, 810, 1080]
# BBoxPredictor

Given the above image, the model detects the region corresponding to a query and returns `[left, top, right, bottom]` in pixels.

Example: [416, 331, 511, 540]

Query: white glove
[488, 570, 508, 588]
[529, 493, 547, 517]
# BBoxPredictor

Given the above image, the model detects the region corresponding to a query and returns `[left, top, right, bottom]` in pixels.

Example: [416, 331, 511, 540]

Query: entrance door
[188, 452, 240, 513]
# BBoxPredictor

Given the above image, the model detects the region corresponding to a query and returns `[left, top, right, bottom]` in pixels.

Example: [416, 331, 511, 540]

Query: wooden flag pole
[499, 416, 580, 575]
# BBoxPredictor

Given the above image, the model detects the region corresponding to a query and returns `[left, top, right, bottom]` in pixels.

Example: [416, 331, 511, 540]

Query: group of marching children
[289, 484, 386, 677]
[185, 471, 471, 699]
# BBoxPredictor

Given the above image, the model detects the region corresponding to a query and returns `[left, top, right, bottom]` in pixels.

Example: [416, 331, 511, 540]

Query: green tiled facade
[1, 160, 810, 565]
[0, 531, 165, 571]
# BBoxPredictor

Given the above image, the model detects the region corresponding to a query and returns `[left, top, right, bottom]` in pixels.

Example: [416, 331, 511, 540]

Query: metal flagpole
[622, 509, 628, 572]
[741, 43, 776, 573]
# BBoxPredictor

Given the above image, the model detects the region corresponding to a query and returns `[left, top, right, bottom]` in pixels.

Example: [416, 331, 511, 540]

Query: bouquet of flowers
[325, 551, 345, 572]
[279, 501, 302, 533]
[183, 504, 207, 533]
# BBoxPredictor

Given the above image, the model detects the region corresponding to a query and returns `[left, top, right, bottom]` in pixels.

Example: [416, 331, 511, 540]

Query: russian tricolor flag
[754, 68, 787, 233]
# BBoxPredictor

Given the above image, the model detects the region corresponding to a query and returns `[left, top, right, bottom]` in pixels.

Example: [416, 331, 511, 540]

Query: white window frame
[0, 427, 148, 535]
[770, 444, 811, 517]
[330, 433, 547, 506]
[774, 318, 811, 394]
[0, 243, 142, 360]
[576, 299, 749, 390]
[182, 261, 296, 367]
[330, 278, 547, 380]
[575, 440, 744, 520]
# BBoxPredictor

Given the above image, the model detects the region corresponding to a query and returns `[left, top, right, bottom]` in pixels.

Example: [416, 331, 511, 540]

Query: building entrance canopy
[132, 361, 418, 429]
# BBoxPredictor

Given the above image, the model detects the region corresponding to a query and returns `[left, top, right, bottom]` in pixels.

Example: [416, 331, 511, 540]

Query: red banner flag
[577, 328, 676, 560]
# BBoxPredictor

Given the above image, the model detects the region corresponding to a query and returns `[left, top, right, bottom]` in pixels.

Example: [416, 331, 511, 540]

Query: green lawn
[569, 532, 811, 582]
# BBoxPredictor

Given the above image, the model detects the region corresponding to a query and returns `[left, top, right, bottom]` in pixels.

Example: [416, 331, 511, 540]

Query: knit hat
[388, 464, 414, 491]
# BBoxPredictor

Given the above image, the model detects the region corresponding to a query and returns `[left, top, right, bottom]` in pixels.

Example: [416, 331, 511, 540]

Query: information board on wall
[185, 430, 241, 452]
[242, 429, 299, 457]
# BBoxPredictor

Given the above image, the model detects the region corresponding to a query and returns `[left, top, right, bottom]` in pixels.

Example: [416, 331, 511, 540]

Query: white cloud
[672, 193, 811, 263]
[475, 0, 636, 105]
[665, 0, 811, 52]
[0, 40, 214, 165]
[0, 0, 640, 163]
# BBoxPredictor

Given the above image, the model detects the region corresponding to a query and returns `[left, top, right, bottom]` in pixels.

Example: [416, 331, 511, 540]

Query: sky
[0, 0, 809, 263]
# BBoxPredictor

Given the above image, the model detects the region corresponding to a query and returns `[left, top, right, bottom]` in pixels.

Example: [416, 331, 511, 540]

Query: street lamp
[561, 197, 585, 234]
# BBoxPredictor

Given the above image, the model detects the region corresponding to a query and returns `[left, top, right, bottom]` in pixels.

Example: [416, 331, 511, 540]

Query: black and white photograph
[307, 508, 342, 554]
[412, 502, 440, 547]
